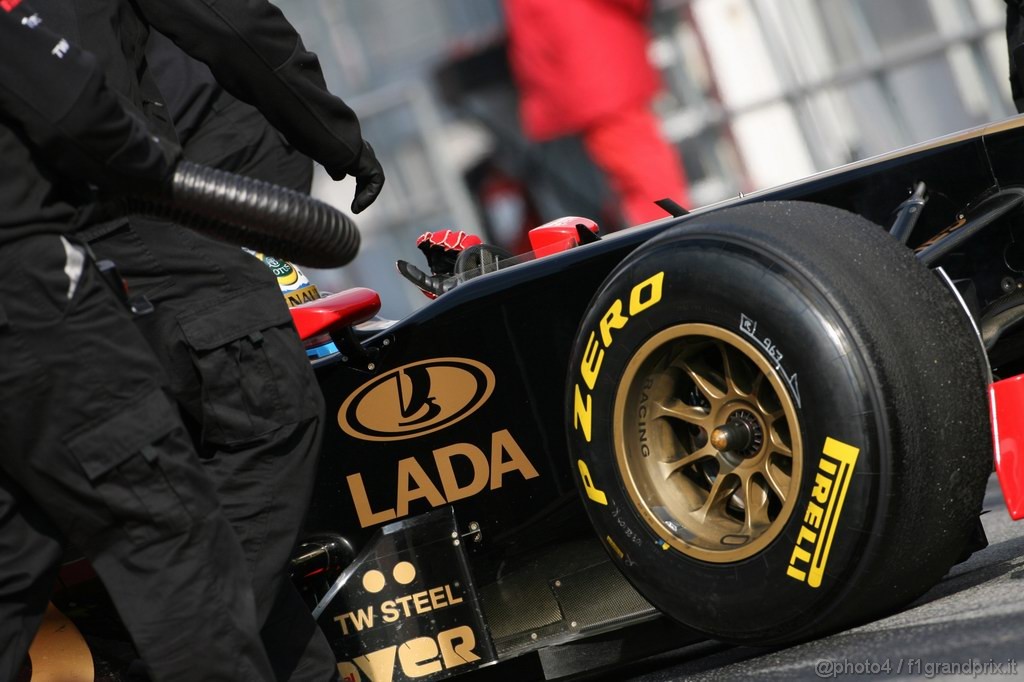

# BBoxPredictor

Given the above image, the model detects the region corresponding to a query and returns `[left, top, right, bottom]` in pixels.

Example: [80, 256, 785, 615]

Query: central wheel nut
[710, 410, 764, 457]
[710, 420, 753, 453]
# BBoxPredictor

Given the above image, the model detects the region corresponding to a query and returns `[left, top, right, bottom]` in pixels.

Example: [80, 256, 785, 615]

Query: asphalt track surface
[607, 474, 1024, 681]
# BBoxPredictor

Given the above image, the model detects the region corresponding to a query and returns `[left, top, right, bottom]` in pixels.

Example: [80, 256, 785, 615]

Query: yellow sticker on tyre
[572, 271, 664, 443]
[786, 437, 860, 588]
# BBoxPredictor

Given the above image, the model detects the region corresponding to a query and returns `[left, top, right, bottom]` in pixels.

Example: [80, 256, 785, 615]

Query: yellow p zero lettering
[599, 300, 628, 347]
[580, 331, 604, 390]
[629, 272, 664, 316]
[573, 385, 592, 442]
[577, 459, 608, 505]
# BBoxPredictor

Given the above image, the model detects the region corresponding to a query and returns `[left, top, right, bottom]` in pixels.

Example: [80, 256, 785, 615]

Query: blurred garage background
[275, 0, 1015, 318]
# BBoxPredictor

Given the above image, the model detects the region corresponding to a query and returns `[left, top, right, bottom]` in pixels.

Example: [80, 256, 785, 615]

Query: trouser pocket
[65, 389, 218, 546]
[177, 288, 321, 448]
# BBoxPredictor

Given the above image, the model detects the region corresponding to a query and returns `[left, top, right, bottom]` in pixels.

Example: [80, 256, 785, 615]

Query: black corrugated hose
[128, 160, 360, 268]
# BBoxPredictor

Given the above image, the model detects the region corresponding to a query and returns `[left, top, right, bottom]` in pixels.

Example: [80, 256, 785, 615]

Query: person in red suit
[504, 0, 690, 227]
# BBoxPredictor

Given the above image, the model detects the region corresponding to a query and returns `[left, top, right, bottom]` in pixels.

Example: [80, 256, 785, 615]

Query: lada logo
[339, 358, 495, 441]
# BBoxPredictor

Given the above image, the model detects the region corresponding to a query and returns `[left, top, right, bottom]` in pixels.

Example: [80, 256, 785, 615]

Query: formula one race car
[29, 117, 1024, 680]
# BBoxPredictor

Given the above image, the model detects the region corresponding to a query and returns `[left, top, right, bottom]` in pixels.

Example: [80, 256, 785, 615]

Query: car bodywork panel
[307, 117, 1024, 544]
[297, 117, 1024, 673]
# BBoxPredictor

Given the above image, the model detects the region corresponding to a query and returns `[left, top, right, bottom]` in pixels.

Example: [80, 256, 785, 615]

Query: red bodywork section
[290, 287, 381, 341]
[990, 373, 1024, 520]
[529, 217, 600, 258]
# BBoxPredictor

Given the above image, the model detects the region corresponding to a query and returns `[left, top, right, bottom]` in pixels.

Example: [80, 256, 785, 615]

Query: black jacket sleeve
[0, 1, 175, 192]
[133, 0, 364, 180]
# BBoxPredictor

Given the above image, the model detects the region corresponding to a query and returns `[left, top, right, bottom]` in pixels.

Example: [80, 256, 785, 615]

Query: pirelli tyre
[566, 201, 991, 645]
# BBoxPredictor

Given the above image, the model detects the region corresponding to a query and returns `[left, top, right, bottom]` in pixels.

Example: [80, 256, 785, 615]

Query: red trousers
[582, 103, 690, 227]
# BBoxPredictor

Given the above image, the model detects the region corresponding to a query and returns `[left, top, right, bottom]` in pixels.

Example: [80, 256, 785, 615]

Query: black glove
[348, 140, 385, 213]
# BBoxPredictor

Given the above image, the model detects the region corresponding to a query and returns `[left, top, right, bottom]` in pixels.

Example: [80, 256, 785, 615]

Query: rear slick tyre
[566, 201, 990, 645]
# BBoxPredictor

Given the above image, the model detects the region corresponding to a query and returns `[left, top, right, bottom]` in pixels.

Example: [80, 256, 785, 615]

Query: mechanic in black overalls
[0, 3, 277, 680]
[95, 30, 336, 680]
[31, 0, 384, 679]
[145, 29, 315, 193]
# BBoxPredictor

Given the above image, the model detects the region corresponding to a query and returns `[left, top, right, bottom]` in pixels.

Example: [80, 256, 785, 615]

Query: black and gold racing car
[36, 116, 1024, 681]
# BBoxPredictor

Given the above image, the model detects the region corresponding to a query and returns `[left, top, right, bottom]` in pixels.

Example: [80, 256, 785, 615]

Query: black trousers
[86, 218, 336, 681]
[0, 234, 276, 681]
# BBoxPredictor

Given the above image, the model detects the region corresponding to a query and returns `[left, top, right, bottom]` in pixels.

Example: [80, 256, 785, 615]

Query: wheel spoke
[768, 424, 792, 456]
[764, 457, 792, 503]
[678, 360, 726, 404]
[652, 397, 711, 427]
[645, 368, 679, 401]
[660, 443, 716, 479]
[754, 376, 782, 415]
[718, 342, 754, 398]
[743, 475, 771, 534]
[694, 473, 738, 522]
[717, 341, 740, 397]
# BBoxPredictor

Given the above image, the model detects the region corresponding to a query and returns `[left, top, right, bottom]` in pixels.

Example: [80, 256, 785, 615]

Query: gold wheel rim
[613, 323, 802, 563]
